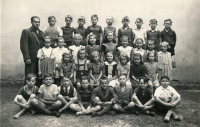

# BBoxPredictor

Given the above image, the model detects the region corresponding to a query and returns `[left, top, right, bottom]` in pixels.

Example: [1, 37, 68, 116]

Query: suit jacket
[20, 26, 44, 63]
[114, 86, 133, 105]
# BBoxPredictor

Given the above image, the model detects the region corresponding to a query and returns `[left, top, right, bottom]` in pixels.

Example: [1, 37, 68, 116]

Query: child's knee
[30, 98, 38, 105]
[94, 97, 100, 102]
[69, 104, 76, 109]
[17, 95, 24, 102]
[132, 95, 137, 101]
[55, 100, 62, 106]
[128, 102, 135, 108]
[29, 94, 36, 99]
[57, 94, 63, 99]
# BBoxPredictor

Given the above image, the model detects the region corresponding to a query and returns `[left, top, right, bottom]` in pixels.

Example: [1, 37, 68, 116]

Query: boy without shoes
[118, 16, 134, 46]
[74, 16, 87, 46]
[57, 76, 78, 117]
[154, 76, 182, 122]
[30, 74, 62, 116]
[44, 16, 63, 48]
[91, 76, 118, 117]
[86, 14, 103, 46]
[113, 75, 135, 113]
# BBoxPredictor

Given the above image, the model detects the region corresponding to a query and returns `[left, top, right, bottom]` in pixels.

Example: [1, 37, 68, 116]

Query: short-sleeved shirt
[38, 84, 59, 98]
[69, 45, 85, 61]
[161, 28, 176, 46]
[154, 86, 180, 101]
[144, 62, 159, 78]
[86, 25, 103, 40]
[133, 27, 147, 44]
[134, 87, 152, 104]
[53, 47, 69, 64]
[130, 63, 145, 79]
[117, 46, 133, 58]
[117, 63, 130, 76]
[17, 85, 39, 101]
[74, 26, 87, 39]
[37, 47, 55, 59]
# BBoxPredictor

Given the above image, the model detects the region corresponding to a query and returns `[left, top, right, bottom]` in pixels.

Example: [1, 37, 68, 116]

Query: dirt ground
[0, 80, 200, 127]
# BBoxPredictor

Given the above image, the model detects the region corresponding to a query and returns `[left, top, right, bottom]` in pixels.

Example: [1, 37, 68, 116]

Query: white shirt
[53, 47, 69, 65]
[69, 45, 85, 61]
[133, 27, 147, 44]
[37, 47, 55, 59]
[117, 46, 133, 58]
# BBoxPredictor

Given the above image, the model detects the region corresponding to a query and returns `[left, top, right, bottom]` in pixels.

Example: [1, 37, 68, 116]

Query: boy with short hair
[133, 18, 147, 49]
[61, 15, 74, 48]
[161, 19, 176, 56]
[56, 76, 78, 117]
[91, 76, 118, 117]
[113, 75, 135, 113]
[44, 16, 63, 48]
[118, 16, 134, 46]
[30, 74, 61, 116]
[132, 78, 155, 116]
[154, 76, 182, 122]
[74, 16, 87, 46]
[146, 19, 161, 51]
[86, 14, 103, 45]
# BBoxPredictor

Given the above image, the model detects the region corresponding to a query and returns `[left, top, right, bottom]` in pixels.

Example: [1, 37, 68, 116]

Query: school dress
[76, 59, 90, 83]
[104, 61, 117, 87]
[17, 85, 39, 101]
[157, 52, 172, 80]
[37, 47, 55, 79]
[89, 61, 104, 87]
[60, 61, 76, 78]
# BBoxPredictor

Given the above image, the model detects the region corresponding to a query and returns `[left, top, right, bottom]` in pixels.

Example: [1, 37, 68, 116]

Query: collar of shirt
[164, 28, 171, 32]
[161, 86, 169, 90]
[63, 85, 70, 92]
[78, 26, 84, 29]
[123, 26, 129, 29]
[136, 48, 143, 51]
[135, 27, 144, 31]
[104, 61, 117, 66]
[43, 47, 52, 50]
[150, 29, 157, 32]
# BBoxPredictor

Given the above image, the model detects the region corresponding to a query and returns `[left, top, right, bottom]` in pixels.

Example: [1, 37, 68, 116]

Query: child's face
[161, 45, 167, 52]
[122, 39, 129, 47]
[139, 79, 148, 90]
[134, 56, 141, 65]
[135, 19, 143, 28]
[58, 40, 65, 48]
[48, 18, 56, 27]
[44, 39, 51, 48]
[92, 55, 99, 63]
[44, 77, 53, 86]
[81, 80, 89, 89]
[121, 57, 127, 65]
[164, 21, 172, 29]
[65, 18, 72, 26]
[91, 17, 98, 25]
[148, 53, 155, 62]
[122, 19, 129, 27]
[89, 36, 96, 45]
[63, 55, 71, 62]
[100, 80, 108, 89]
[149, 22, 157, 30]
[26, 77, 36, 88]
[106, 17, 113, 25]
[77, 19, 85, 27]
[118, 75, 126, 85]
[107, 53, 114, 62]
[74, 37, 81, 46]
[107, 33, 114, 42]
[148, 43, 155, 50]
[160, 78, 170, 88]
[79, 50, 86, 59]
[135, 40, 143, 49]
[62, 77, 71, 87]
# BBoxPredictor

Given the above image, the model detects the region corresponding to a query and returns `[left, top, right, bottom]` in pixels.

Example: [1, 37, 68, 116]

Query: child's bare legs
[47, 100, 62, 111]
[75, 104, 101, 116]
[70, 104, 82, 112]
[14, 94, 36, 119]
[143, 98, 155, 116]
[113, 102, 135, 113]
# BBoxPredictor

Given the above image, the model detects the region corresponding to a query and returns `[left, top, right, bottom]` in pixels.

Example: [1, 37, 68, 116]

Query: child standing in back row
[61, 15, 74, 48]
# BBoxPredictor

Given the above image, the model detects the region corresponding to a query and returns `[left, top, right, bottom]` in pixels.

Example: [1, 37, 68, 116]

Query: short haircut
[106, 16, 114, 21]
[164, 18, 172, 23]
[26, 73, 37, 81]
[44, 73, 53, 79]
[136, 17, 143, 23]
[44, 36, 51, 42]
[122, 36, 129, 42]
[148, 40, 155, 45]
[91, 51, 100, 58]
[160, 41, 169, 48]
[118, 74, 126, 79]
[119, 53, 130, 63]
[78, 16, 85, 21]
[150, 19, 157, 24]
[57, 37, 64, 42]
[105, 52, 115, 61]
[122, 16, 129, 22]
[91, 14, 98, 19]
[74, 34, 83, 40]
[65, 15, 73, 21]
[48, 16, 56, 20]
[139, 77, 149, 83]
[135, 38, 144, 44]
[31, 16, 40, 22]
[100, 76, 109, 84]
[160, 75, 170, 81]
[81, 76, 90, 83]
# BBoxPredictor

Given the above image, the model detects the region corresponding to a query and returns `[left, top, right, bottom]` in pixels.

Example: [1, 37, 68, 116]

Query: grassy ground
[0, 81, 200, 127]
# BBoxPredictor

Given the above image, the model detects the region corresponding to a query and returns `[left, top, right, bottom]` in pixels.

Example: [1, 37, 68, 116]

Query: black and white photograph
[1, 0, 200, 126]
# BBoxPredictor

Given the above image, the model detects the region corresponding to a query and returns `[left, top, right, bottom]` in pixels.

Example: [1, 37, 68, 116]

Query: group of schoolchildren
[14, 14, 181, 122]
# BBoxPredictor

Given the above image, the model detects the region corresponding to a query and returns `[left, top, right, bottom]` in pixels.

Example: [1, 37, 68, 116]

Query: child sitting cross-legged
[154, 76, 182, 122]
[132, 78, 155, 116]
[56, 76, 78, 117]
[70, 76, 101, 116]
[91, 76, 118, 117]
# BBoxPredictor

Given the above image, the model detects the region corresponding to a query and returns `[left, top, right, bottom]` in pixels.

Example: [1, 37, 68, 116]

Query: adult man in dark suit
[20, 16, 45, 87]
